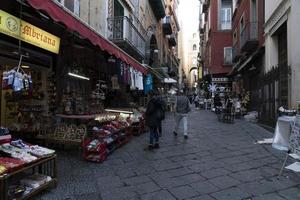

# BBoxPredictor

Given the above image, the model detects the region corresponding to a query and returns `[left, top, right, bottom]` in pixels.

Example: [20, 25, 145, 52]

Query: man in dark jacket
[145, 90, 164, 150]
[173, 90, 191, 139]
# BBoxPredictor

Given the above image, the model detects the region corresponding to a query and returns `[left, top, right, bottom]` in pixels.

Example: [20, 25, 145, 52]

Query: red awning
[25, 0, 147, 74]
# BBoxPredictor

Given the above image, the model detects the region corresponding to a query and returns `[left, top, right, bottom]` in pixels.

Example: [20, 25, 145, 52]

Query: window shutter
[220, 9, 225, 22]
[226, 8, 231, 22]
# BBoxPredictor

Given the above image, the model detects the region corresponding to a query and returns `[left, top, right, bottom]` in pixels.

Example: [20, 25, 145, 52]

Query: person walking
[145, 90, 164, 150]
[173, 90, 191, 139]
[157, 93, 166, 137]
[194, 94, 200, 109]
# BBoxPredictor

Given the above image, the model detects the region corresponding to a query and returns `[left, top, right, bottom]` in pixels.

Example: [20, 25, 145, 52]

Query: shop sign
[0, 10, 60, 54]
[212, 77, 229, 83]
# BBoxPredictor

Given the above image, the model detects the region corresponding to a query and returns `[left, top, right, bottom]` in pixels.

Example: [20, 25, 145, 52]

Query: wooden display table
[0, 155, 57, 200]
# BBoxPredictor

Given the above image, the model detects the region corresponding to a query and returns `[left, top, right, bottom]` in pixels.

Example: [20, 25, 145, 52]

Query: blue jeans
[149, 126, 159, 145]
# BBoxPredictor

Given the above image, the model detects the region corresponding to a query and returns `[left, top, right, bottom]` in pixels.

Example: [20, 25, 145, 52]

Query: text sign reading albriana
[0, 10, 60, 54]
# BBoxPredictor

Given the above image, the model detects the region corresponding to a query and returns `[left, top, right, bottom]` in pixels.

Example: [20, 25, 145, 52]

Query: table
[0, 155, 57, 200]
[272, 116, 296, 151]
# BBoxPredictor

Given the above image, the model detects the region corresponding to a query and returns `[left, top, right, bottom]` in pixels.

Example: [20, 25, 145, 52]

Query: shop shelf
[0, 155, 57, 200]
[16, 178, 57, 200]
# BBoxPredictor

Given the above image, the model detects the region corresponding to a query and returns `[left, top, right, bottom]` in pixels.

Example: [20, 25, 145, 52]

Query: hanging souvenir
[91, 80, 106, 100]
[2, 55, 33, 92]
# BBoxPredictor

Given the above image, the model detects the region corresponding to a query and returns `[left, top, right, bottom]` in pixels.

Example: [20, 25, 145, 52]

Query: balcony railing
[149, 0, 166, 20]
[240, 22, 259, 52]
[163, 16, 172, 35]
[107, 16, 146, 59]
[202, 0, 210, 13]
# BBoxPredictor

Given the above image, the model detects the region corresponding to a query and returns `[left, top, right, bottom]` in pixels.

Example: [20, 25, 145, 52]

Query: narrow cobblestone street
[37, 110, 300, 200]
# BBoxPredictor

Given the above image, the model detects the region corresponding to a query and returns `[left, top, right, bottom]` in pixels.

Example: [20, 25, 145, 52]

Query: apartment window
[224, 47, 232, 64]
[193, 44, 197, 51]
[220, 8, 231, 30]
[251, 0, 257, 22]
[193, 33, 196, 38]
[58, 0, 80, 16]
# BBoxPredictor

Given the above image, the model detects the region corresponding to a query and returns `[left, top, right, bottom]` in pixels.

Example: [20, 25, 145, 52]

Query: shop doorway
[277, 23, 288, 108]
[149, 34, 158, 67]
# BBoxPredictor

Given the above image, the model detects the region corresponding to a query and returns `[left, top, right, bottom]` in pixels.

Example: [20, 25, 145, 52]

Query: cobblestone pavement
[36, 110, 300, 200]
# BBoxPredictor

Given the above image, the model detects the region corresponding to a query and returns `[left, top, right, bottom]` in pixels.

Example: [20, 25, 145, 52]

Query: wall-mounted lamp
[21, 65, 30, 69]
[68, 72, 90, 80]
[104, 109, 133, 114]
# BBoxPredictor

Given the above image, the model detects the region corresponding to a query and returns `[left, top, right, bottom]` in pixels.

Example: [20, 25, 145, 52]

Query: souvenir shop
[0, 1, 147, 199]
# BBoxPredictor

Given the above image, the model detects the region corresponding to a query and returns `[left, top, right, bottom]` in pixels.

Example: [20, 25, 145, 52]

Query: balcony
[200, 27, 204, 34]
[149, 0, 166, 20]
[107, 16, 146, 62]
[168, 34, 177, 46]
[232, 42, 242, 62]
[163, 16, 172, 35]
[240, 22, 259, 52]
[202, 0, 210, 13]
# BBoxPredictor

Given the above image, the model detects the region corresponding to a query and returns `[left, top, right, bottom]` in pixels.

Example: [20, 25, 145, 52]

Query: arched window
[193, 44, 197, 51]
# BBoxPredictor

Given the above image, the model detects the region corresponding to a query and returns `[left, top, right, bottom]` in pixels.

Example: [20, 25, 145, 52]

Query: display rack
[0, 155, 57, 200]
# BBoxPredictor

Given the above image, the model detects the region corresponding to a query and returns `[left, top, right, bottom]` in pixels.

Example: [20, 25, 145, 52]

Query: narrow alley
[36, 110, 300, 200]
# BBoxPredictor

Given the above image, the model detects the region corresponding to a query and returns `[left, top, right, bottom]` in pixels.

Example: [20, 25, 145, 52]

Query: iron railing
[240, 22, 258, 49]
[107, 16, 146, 57]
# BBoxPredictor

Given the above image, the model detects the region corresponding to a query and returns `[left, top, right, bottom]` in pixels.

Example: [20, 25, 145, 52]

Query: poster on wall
[144, 74, 153, 94]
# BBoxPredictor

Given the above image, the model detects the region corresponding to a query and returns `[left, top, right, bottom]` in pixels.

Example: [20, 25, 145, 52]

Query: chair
[279, 115, 300, 176]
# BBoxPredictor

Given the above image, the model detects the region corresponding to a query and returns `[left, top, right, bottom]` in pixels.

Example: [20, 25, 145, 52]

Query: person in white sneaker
[173, 90, 191, 139]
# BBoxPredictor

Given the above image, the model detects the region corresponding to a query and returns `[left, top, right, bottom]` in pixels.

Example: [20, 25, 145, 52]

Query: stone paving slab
[34, 110, 300, 200]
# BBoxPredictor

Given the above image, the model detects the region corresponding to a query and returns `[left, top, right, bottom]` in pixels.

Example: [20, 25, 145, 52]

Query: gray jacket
[175, 95, 191, 114]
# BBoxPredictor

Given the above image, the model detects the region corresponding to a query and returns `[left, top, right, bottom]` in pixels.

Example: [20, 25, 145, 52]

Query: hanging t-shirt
[120, 62, 125, 84]
[136, 72, 144, 90]
[123, 64, 128, 84]
[130, 67, 135, 90]
[116, 60, 122, 83]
